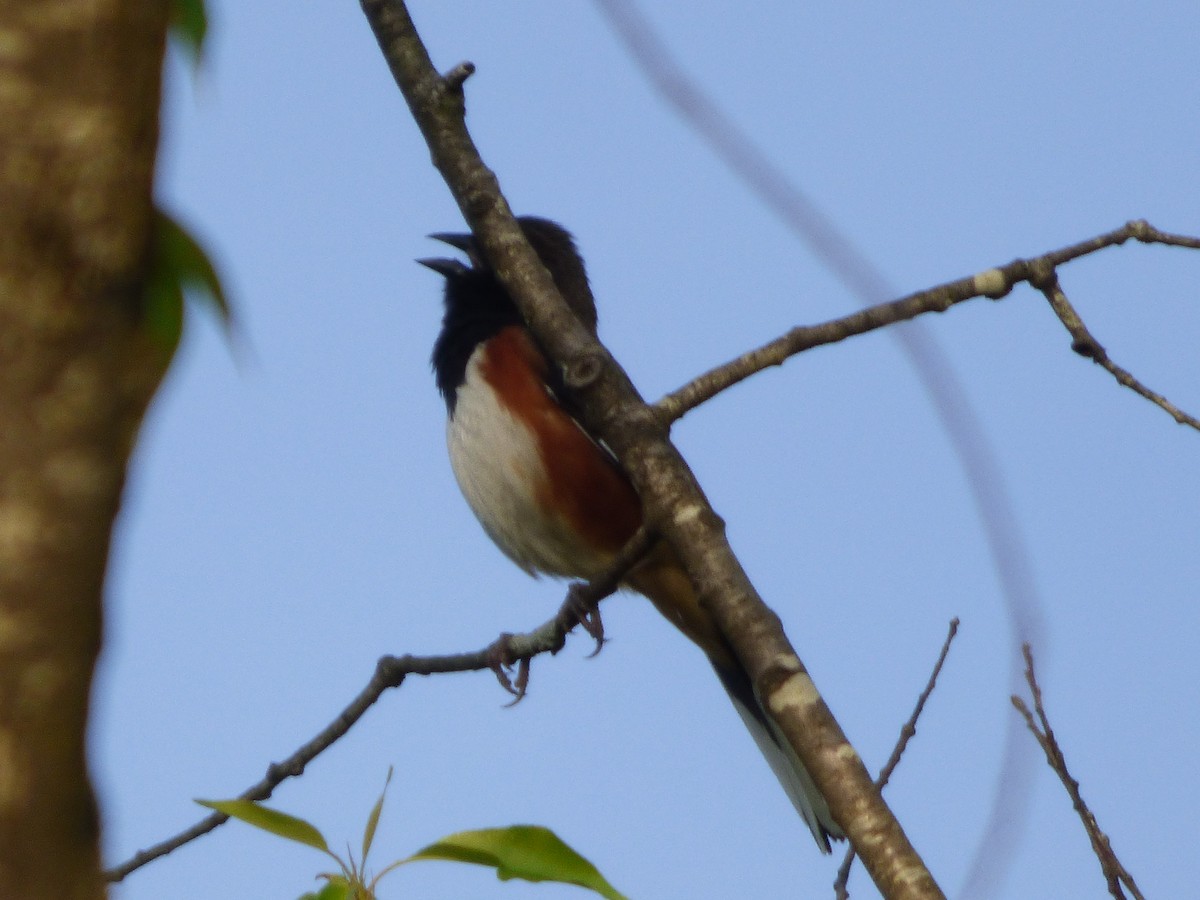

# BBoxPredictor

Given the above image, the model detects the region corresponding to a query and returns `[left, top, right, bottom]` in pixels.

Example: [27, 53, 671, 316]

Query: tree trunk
[0, 2, 169, 896]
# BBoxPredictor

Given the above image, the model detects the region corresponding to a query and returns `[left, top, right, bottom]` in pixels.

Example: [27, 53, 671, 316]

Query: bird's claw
[486, 633, 531, 706]
[560, 583, 606, 657]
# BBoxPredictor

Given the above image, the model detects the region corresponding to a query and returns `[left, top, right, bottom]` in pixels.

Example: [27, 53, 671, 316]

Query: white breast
[447, 347, 607, 578]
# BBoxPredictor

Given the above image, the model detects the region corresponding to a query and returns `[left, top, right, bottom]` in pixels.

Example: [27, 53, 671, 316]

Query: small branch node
[376, 654, 407, 686]
[1027, 258, 1058, 292]
[266, 759, 304, 781]
[442, 61, 475, 92]
[1126, 219, 1154, 243]
[972, 267, 1011, 300]
[1070, 336, 1106, 360]
[563, 352, 604, 390]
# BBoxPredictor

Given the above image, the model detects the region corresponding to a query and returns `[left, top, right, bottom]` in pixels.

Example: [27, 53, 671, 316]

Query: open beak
[427, 231, 473, 253]
[417, 230, 480, 277]
[416, 256, 467, 277]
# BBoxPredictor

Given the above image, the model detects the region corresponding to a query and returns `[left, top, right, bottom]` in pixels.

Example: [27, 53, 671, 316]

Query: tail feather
[713, 661, 843, 851]
[627, 551, 843, 850]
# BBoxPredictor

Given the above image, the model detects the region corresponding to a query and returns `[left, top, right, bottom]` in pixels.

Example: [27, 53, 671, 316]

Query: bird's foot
[558, 582, 607, 658]
[485, 632, 531, 706]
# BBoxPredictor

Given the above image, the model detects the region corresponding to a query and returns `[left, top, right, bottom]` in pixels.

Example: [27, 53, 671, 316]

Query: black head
[419, 217, 598, 334]
[423, 217, 598, 412]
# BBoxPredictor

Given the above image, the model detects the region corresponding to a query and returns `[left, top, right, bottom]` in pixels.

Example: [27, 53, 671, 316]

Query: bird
[421, 216, 842, 851]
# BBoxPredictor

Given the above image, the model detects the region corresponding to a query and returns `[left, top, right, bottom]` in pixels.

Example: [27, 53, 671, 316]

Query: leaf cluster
[198, 769, 627, 900]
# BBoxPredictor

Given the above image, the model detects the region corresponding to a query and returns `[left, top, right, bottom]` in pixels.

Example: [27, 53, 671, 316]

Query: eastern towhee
[422, 216, 842, 851]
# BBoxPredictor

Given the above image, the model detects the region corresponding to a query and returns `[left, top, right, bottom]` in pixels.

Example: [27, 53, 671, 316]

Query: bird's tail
[626, 551, 843, 851]
[711, 655, 841, 851]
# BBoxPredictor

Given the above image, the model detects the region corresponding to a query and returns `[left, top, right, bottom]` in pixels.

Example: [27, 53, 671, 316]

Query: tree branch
[656, 220, 1200, 424]
[1012, 645, 1146, 900]
[592, 7, 1051, 889]
[1028, 262, 1200, 431]
[360, 3, 943, 898]
[588, 14, 1193, 889]
[104, 525, 653, 882]
[834, 618, 960, 900]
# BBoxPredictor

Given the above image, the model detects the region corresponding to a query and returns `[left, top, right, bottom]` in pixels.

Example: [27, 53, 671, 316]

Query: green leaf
[142, 239, 185, 355]
[144, 208, 232, 355]
[298, 877, 354, 900]
[406, 826, 628, 900]
[157, 209, 231, 325]
[361, 767, 393, 865]
[169, 0, 208, 65]
[197, 799, 332, 855]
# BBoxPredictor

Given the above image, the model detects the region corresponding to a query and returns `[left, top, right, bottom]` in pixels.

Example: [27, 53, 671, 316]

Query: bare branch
[1012, 645, 1146, 900]
[1029, 262, 1200, 431]
[360, 3, 943, 897]
[656, 221, 1200, 423]
[588, 16, 1190, 888]
[834, 618, 961, 900]
[875, 619, 961, 794]
[103, 526, 653, 882]
[594, 7, 1050, 889]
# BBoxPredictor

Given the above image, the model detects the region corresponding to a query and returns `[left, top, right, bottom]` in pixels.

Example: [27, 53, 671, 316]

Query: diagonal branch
[834, 618, 961, 900]
[656, 221, 1200, 424]
[1028, 261, 1200, 431]
[1012, 645, 1146, 900]
[103, 526, 654, 882]
[592, 7, 1050, 890]
[361, 2, 944, 898]
[588, 13, 1193, 888]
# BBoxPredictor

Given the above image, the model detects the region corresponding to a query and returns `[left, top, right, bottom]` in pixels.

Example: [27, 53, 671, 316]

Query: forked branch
[1012, 645, 1146, 900]
[657, 221, 1200, 429]
[360, 2, 945, 897]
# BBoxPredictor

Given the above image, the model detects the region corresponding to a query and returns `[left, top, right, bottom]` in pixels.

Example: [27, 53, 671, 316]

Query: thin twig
[875, 619, 961, 793]
[655, 220, 1200, 424]
[1011, 644, 1146, 900]
[1029, 261, 1200, 431]
[833, 618, 960, 900]
[103, 527, 654, 882]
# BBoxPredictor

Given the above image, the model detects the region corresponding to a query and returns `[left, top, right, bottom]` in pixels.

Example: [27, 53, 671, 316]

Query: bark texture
[0, 2, 169, 896]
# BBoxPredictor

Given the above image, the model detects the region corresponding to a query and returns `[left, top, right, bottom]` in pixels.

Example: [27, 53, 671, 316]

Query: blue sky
[98, 2, 1198, 898]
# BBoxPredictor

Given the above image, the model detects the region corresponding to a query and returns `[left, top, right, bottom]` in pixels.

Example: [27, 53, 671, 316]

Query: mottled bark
[0, 2, 170, 897]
